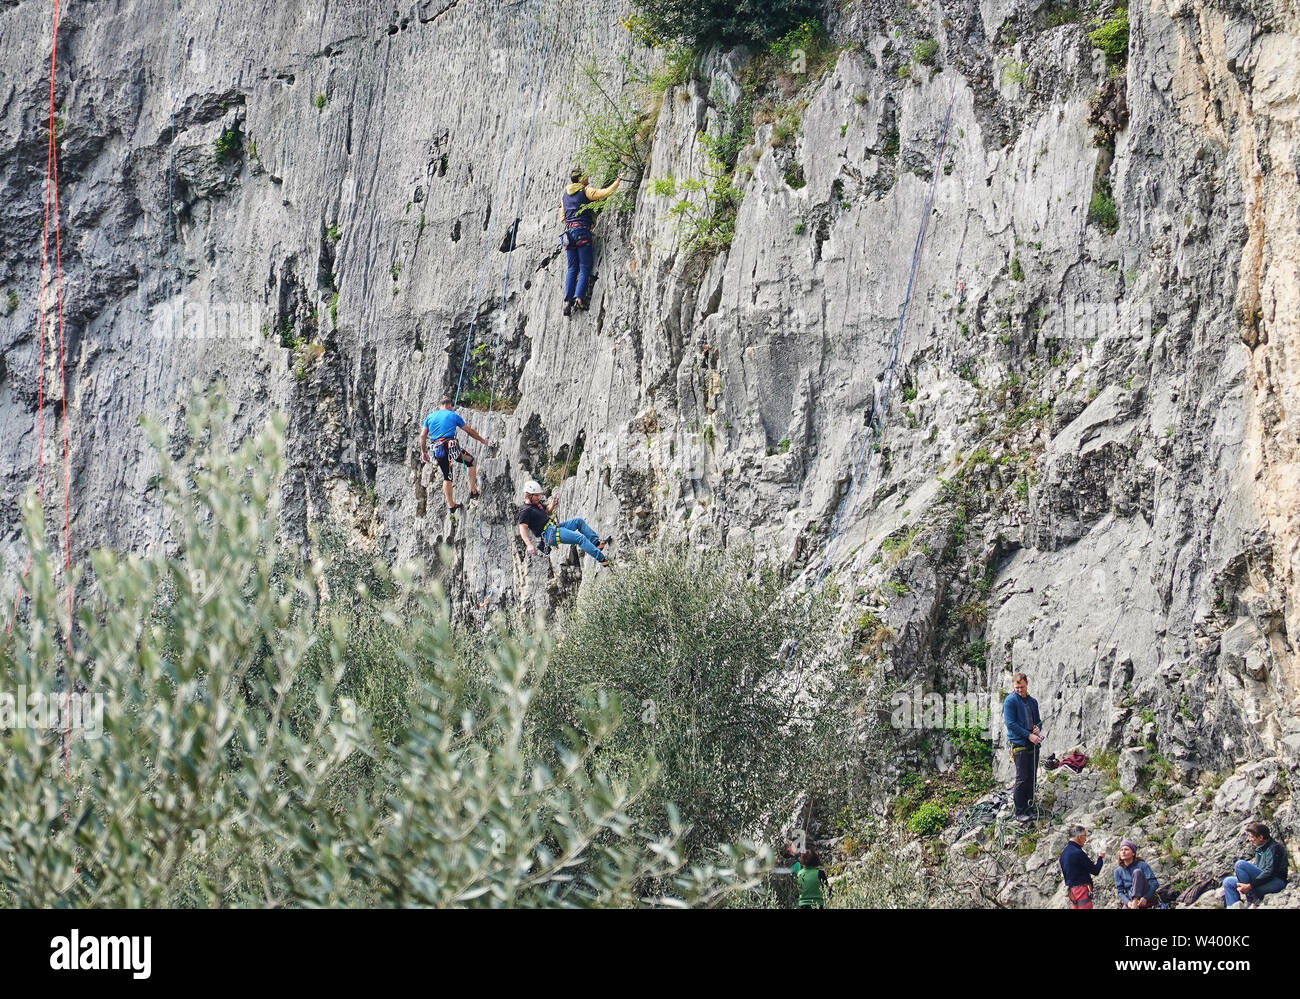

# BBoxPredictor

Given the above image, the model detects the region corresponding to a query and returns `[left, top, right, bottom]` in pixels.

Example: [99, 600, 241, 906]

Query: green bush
[907, 801, 950, 836]
[1088, 8, 1129, 68]
[214, 127, 242, 161]
[768, 19, 830, 73]
[913, 38, 939, 66]
[1089, 185, 1120, 233]
[0, 388, 770, 907]
[659, 80, 754, 255]
[630, 0, 823, 47]
[540, 544, 854, 854]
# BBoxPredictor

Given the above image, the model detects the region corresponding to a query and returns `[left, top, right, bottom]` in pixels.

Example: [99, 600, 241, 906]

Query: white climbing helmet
[523, 479, 544, 499]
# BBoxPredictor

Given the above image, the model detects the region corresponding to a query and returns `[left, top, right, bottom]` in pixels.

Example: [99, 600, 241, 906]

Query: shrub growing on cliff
[567, 55, 654, 196]
[907, 801, 951, 836]
[630, 0, 823, 47]
[214, 127, 242, 161]
[1088, 7, 1129, 69]
[0, 388, 768, 907]
[1088, 181, 1120, 233]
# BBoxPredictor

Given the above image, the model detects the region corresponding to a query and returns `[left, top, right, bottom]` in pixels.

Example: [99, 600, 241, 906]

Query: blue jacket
[1002, 692, 1041, 747]
[1060, 840, 1104, 887]
[1114, 858, 1158, 903]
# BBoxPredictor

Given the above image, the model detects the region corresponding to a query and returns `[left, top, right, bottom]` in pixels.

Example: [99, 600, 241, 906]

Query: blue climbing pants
[544, 517, 604, 562]
[564, 237, 594, 302]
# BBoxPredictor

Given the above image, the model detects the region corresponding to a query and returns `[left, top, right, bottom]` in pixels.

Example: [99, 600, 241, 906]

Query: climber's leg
[564, 243, 580, 302]
[575, 242, 594, 305]
[557, 519, 605, 562]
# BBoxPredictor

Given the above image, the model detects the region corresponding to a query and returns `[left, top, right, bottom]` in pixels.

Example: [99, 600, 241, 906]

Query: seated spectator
[1113, 840, 1159, 908]
[1222, 821, 1288, 907]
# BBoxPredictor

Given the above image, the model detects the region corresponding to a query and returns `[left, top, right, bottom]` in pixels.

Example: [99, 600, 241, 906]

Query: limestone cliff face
[1, 0, 1298, 800]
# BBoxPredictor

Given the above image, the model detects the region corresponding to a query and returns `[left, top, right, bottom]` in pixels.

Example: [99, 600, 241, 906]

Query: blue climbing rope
[784, 95, 957, 665]
[451, 0, 547, 409]
[466, 0, 560, 607]
[166, 0, 180, 315]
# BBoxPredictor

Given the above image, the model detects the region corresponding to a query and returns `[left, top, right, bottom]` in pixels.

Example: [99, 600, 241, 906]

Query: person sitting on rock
[1223, 821, 1289, 907]
[420, 394, 492, 513]
[559, 167, 622, 316]
[1114, 840, 1159, 908]
[516, 479, 611, 567]
[1060, 824, 1105, 909]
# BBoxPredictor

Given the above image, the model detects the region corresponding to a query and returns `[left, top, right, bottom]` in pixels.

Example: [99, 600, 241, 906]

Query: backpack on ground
[1178, 877, 1218, 907]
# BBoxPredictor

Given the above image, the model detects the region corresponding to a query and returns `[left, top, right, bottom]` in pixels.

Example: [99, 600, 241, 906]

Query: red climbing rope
[6, 1, 74, 778]
[7, 3, 59, 635]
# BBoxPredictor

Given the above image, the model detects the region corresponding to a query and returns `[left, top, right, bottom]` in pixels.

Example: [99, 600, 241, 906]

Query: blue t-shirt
[423, 408, 465, 441]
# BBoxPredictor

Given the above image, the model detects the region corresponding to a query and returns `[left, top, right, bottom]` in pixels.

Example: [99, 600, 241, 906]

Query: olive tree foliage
[538, 544, 861, 854]
[627, 0, 824, 48]
[0, 388, 768, 907]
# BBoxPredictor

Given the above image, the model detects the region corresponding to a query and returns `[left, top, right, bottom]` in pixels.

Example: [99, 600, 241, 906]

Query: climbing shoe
[448, 503, 463, 514]
[563, 301, 573, 317]
[597, 535, 613, 549]
[574, 298, 589, 312]
[468, 490, 481, 499]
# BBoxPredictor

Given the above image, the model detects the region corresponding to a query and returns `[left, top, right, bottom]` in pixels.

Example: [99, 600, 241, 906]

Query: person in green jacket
[785, 844, 832, 909]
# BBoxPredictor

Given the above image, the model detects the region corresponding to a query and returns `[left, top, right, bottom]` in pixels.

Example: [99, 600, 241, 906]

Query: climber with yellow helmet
[559, 166, 622, 316]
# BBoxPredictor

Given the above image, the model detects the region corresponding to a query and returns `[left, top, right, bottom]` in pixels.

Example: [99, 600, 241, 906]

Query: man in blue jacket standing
[1002, 672, 1042, 824]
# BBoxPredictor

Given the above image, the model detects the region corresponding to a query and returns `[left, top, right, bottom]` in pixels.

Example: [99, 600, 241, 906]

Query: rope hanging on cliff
[5, 0, 75, 779]
[774, 94, 956, 855]
[465, 0, 560, 610]
[450, 0, 546, 411]
[782, 95, 957, 671]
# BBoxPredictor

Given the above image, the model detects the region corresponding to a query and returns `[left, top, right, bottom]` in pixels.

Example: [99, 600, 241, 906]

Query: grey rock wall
[1, 0, 1297, 823]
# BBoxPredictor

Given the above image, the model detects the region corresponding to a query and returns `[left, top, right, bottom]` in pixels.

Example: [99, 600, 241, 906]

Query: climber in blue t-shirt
[420, 395, 493, 513]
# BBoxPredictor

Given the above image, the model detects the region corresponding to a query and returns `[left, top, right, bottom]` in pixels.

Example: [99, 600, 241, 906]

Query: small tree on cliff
[629, 0, 823, 48]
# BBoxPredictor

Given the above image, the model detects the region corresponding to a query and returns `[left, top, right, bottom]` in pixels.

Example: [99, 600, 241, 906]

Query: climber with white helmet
[517, 479, 611, 566]
[559, 166, 623, 317]
[420, 394, 493, 513]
